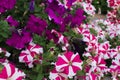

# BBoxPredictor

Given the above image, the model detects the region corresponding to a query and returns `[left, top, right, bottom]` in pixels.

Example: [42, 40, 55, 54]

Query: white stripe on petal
[5, 64, 11, 77]
[56, 64, 68, 71]
[58, 55, 68, 63]
[71, 53, 78, 61]
[68, 66, 75, 78]
[72, 62, 83, 70]
[49, 72, 58, 80]
[0, 78, 6, 80]
[10, 68, 25, 80]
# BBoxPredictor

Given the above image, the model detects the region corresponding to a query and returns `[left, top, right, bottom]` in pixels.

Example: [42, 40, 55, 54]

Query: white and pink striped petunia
[0, 63, 25, 80]
[83, 33, 97, 46]
[19, 42, 43, 68]
[51, 29, 69, 51]
[81, 2, 96, 16]
[74, 26, 90, 37]
[98, 41, 111, 59]
[107, 0, 120, 9]
[55, 51, 83, 78]
[49, 68, 68, 80]
[85, 72, 98, 80]
[110, 59, 120, 80]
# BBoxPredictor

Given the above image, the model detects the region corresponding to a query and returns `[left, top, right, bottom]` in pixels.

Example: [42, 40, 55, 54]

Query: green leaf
[89, 28, 97, 36]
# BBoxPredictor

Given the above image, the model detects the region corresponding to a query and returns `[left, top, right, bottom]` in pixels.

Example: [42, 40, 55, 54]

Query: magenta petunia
[55, 51, 83, 78]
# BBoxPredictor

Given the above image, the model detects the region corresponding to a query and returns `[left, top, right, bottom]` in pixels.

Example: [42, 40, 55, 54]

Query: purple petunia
[26, 15, 47, 36]
[0, 0, 16, 13]
[70, 8, 86, 27]
[5, 16, 19, 27]
[46, 0, 66, 24]
[6, 29, 32, 49]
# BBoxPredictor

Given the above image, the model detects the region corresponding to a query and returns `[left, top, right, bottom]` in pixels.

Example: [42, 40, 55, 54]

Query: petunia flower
[51, 29, 69, 51]
[85, 72, 98, 80]
[98, 41, 111, 59]
[81, 2, 96, 16]
[5, 16, 19, 27]
[46, 0, 66, 25]
[70, 8, 86, 28]
[110, 59, 120, 80]
[19, 42, 43, 68]
[49, 68, 68, 80]
[86, 56, 107, 80]
[6, 29, 32, 49]
[0, 63, 25, 80]
[107, 0, 120, 9]
[0, 0, 16, 13]
[26, 15, 47, 36]
[74, 26, 90, 37]
[83, 33, 97, 46]
[55, 51, 83, 78]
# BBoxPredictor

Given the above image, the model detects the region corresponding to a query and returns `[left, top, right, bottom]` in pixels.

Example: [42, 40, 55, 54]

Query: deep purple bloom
[46, 0, 66, 24]
[29, 0, 35, 12]
[60, 14, 73, 32]
[5, 16, 19, 27]
[66, 0, 77, 8]
[70, 8, 86, 27]
[0, 0, 16, 13]
[6, 30, 32, 49]
[26, 15, 47, 36]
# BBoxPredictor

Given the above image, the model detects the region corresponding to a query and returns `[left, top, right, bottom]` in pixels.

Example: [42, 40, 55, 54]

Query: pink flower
[86, 56, 107, 79]
[107, 0, 120, 9]
[81, 2, 96, 16]
[83, 33, 97, 46]
[19, 42, 43, 68]
[74, 26, 90, 37]
[0, 63, 25, 80]
[110, 59, 120, 80]
[90, 56, 107, 72]
[98, 41, 111, 59]
[49, 68, 68, 80]
[55, 51, 83, 78]
[85, 73, 98, 80]
[113, 46, 120, 59]
[51, 29, 69, 51]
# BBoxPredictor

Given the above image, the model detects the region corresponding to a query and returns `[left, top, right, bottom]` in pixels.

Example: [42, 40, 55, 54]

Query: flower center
[68, 61, 72, 66]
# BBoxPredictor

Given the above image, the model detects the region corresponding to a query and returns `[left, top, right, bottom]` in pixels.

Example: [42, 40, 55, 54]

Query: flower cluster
[0, 0, 16, 13]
